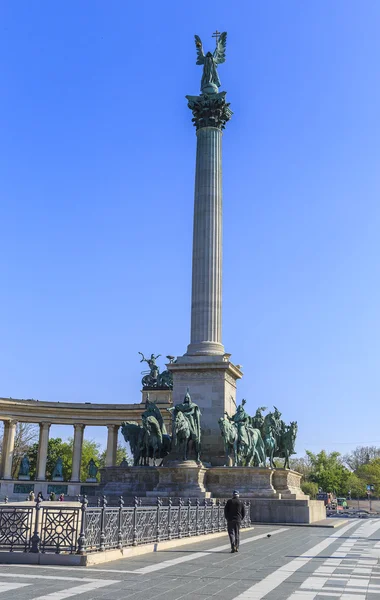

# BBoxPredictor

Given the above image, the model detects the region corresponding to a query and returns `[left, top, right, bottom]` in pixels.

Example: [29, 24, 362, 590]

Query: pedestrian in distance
[37, 491, 44, 502]
[59, 493, 64, 501]
[224, 490, 245, 553]
[28, 490, 35, 501]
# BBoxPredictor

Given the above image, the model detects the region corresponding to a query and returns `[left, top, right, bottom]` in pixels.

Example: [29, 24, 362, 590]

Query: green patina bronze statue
[121, 394, 172, 466]
[138, 352, 173, 390]
[221, 400, 266, 467]
[219, 403, 298, 469]
[167, 390, 202, 462]
[194, 31, 227, 94]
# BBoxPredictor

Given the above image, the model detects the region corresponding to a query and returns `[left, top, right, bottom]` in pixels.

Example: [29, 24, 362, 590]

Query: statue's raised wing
[194, 35, 205, 65]
[213, 31, 227, 64]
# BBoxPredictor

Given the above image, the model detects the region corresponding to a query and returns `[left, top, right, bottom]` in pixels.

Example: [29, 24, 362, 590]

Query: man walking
[224, 490, 245, 553]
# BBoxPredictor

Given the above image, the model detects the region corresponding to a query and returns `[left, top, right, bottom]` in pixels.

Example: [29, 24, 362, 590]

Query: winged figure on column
[194, 32, 227, 94]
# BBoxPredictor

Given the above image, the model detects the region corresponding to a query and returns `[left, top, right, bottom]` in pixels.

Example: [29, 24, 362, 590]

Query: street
[0, 519, 379, 599]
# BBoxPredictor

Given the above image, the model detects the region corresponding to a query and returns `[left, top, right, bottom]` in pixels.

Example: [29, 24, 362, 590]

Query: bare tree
[343, 446, 380, 471]
[0, 422, 38, 478]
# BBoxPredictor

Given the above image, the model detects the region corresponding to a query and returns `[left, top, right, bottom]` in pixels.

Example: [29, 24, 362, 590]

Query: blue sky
[1, 1, 380, 455]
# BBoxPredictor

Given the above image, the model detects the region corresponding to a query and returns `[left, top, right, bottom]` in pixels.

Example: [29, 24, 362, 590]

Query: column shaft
[105, 425, 119, 467]
[187, 126, 224, 356]
[0, 421, 10, 478]
[2, 420, 17, 479]
[36, 423, 51, 481]
[71, 424, 85, 482]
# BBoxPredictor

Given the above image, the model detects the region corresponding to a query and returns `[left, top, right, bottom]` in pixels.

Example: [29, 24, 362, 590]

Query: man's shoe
[230, 548, 235, 553]
[235, 547, 239, 553]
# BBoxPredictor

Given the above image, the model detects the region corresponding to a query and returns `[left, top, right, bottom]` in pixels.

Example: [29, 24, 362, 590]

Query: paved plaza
[0, 519, 380, 599]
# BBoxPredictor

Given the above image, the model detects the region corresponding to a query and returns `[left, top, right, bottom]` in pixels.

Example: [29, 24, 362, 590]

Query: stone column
[2, 420, 17, 480]
[0, 420, 10, 478]
[105, 425, 119, 467]
[185, 92, 232, 356]
[71, 424, 85, 482]
[36, 422, 51, 481]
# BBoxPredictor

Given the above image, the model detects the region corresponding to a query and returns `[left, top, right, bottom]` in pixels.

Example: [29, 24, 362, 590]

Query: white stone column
[36, 422, 51, 481]
[0, 420, 10, 478]
[71, 424, 85, 482]
[187, 126, 224, 356]
[105, 425, 119, 467]
[2, 420, 17, 480]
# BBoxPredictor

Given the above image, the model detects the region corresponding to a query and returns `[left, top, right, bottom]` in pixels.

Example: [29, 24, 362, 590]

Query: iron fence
[0, 496, 251, 555]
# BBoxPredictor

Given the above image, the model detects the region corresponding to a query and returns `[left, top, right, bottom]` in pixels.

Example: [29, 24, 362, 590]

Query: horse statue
[172, 410, 201, 462]
[141, 415, 162, 466]
[262, 414, 277, 469]
[246, 426, 266, 467]
[218, 415, 238, 466]
[121, 419, 171, 466]
[277, 421, 298, 469]
[121, 421, 144, 466]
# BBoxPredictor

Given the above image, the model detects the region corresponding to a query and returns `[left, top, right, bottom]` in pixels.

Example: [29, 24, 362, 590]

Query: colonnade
[0, 420, 120, 481]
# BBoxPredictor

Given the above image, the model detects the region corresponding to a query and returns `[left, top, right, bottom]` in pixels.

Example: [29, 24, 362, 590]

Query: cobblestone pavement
[1, 519, 380, 599]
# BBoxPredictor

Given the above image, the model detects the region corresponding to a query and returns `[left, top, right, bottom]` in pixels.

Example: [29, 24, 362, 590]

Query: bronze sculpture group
[121, 390, 201, 466]
[219, 403, 298, 469]
[121, 353, 298, 469]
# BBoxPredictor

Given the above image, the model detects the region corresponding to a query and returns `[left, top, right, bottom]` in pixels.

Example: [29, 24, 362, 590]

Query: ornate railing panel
[40, 506, 80, 554]
[0, 497, 251, 554]
[83, 507, 102, 551]
[0, 505, 33, 552]
[135, 507, 157, 544]
[120, 507, 134, 546]
[103, 507, 119, 549]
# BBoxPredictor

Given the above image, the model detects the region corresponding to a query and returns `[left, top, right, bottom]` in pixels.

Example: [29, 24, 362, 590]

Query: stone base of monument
[249, 498, 326, 524]
[148, 461, 211, 499]
[272, 469, 308, 500]
[205, 466, 280, 498]
[100, 466, 159, 499]
[18, 475, 30, 481]
[52, 476, 64, 482]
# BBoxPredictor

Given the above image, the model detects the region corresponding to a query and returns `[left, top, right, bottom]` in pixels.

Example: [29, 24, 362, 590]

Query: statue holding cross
[194, 31, 227, 94]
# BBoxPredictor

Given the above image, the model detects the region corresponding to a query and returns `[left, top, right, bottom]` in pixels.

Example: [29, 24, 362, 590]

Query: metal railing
[0, 496, 251, 555]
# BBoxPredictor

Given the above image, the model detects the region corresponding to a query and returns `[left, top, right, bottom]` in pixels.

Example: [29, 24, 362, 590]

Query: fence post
[210, 498, 214, 533]
[168, 497, 172, 540]
[196, 498, 200, 536]
[30, 497, 42, 553]
[97, 497, 101, 507]
[247, 501, 251, 526]
[156, 497, 162, 543]
[203, 498, 208, 534]
[99, 495, 107, 552]
[222, 500, 226, 529]
[132, 496, 138, 546]
[118, 496, 124, 550]
[217, 499, 221, 532]
[178, 498, 183, 539]
[187, 498, 191, 537]
[77, 495, 88, 555]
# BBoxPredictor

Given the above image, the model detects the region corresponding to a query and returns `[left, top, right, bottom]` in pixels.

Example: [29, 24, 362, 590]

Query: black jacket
[224, 497, 245, 523]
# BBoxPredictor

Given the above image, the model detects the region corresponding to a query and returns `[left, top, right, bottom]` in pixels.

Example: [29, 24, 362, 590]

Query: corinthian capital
[186, 91, 232, 131]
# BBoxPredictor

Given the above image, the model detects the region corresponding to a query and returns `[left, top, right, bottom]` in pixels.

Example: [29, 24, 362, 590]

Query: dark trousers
[227, 521, 240, 549]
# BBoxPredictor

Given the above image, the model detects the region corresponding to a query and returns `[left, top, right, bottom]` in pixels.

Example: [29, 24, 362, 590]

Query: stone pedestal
[18, 475, 30, 481]
[249, 499, 326, 524]
[169, 356, 242, 465]
[150, 461, 210, 498]
[52, 476, 64, 482]
[206, 467, 279, 498]
[272, 469, 308, 500]
[100, 466, 159, 498]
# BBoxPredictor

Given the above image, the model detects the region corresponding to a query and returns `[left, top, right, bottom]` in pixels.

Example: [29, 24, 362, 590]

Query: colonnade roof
[0, 396, 172, 426]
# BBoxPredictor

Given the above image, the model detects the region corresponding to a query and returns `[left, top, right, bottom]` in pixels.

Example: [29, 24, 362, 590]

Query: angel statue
[194, 32, 227, 94]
